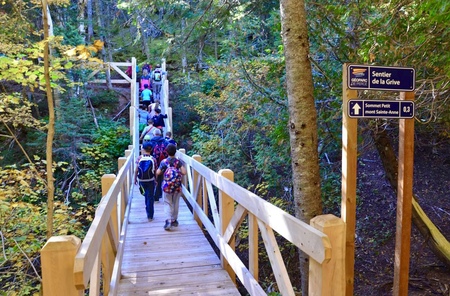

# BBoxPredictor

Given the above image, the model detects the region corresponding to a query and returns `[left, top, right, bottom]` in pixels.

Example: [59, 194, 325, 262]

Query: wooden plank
[120, 264, 223, 279]
[115, 185, 240, 295]
[258, 220, 294, 296]
[90, 79, 130, 84]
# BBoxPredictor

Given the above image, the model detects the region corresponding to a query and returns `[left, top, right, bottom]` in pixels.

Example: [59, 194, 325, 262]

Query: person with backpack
[151, 64, 164, 100]
[150, 129, 169, 202]
[142, 63, 151, 73]
[140, 84, 153, 109]
[138, 105, 150, 133]
[164, 131, 177, 147]
[151, 108, 167, 129]
[156, 143, 186, 230]
[148, 99, 160, 118]
[134, 142, 157, 222]
[139, 67, 151, 96]
[140, 119, 158, 142]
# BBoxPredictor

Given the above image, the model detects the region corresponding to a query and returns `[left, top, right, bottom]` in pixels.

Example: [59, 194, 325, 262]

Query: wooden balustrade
[176, 152, 346, 296]
[41, 148, 136, 296]
[40, 58, 344, 296]
[41, 146, 345, 296]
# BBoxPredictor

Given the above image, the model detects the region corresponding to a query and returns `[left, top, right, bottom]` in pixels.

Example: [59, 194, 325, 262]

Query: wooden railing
[40, 58, 345, 296]
[41, 147, 345, 296]
[175, 152, 345, 296]
[40, 147, 137, 296]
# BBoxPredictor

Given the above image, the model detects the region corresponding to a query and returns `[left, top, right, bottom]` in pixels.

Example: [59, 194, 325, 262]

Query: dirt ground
[353, 134, 450, 295]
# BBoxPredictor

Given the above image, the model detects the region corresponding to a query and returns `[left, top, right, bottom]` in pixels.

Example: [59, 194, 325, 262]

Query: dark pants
[142, 100, 152, 109]
[140, 181, 155, 219]
[155, 174, 163, 201]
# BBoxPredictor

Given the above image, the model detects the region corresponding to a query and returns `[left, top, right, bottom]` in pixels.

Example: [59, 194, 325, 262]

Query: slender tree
[280, 0, 322, 293]
[42, 0, 56, 238]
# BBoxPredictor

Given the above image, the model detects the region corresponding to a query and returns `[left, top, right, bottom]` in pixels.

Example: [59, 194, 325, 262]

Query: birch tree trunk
[78, 0, 86, 42]
[280, 0, 322, 293]
[42, 0, 55, 239]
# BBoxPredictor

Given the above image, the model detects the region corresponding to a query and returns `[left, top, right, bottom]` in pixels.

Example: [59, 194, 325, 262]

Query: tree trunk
[78, 0, 87, 42]
[87, 0, 93, 41]
[45, 5, 62, 121]
[139, 15, 151, 61]
[42, 0, 55, 239]
[373, 129, 450, 268]
[280, 0, 322, 293]
[94, 0, 112, 89]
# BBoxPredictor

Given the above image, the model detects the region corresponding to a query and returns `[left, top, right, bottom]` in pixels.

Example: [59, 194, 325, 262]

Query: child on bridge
[156, 144, 186, 230]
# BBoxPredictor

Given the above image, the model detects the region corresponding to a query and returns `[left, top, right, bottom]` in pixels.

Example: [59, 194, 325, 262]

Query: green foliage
[89, 90, 120, 109]
[54, 21, 85, 47]
[78, 119, 130, 201]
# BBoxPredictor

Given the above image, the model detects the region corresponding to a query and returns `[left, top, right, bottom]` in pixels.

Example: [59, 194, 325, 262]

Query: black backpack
[137, 155, 156, 181]
[153, 69, 162, 81]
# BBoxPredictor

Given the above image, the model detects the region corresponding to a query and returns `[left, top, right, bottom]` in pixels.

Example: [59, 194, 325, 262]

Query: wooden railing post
[248, 213, 259, 280]
[218, 169, 236, 284]
[192, 155, 203, 227]
[100, 174, 118, 295]
[118, 154, 130, 223]
[41, 236, 82, 296]
[309, 214, 345, 296]
[102, 174, 118, 238]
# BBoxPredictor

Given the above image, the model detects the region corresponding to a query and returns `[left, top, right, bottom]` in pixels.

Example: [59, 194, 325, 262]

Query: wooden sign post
[393, 91, 415, 296]
[341, 64, 415, 296]
[341, 65, 358, 296]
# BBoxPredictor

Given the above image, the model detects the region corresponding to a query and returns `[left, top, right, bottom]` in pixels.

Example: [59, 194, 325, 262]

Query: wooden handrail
[175, 152, 344, 295]
[73, 150, 135, 291]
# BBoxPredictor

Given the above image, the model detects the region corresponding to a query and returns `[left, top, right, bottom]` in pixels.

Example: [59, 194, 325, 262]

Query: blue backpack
[137, 155, 156, 182]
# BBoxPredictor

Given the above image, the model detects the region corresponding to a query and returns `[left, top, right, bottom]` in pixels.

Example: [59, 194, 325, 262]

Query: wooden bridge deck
[116, 186, 241, 295]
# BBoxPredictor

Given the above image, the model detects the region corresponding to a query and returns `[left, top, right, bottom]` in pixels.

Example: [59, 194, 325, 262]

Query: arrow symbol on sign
[352, 103, 361, 115]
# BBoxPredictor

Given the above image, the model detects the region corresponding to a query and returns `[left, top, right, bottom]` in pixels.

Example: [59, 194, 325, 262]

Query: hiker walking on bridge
[156, 144, 186, 230]
[151, 64, 164, 100]
[134, 142, 157, 222]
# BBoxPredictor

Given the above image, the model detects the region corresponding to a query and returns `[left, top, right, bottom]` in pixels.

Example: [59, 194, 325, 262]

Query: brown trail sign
[341, 63, 415, 296]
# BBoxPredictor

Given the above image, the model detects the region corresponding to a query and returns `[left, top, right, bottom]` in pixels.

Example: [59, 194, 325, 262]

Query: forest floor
[353, 133, 450, 295]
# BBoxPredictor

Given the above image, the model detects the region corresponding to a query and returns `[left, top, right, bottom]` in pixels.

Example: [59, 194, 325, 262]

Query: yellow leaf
[10, 97, 20, 104]
[87, 45, 98, 53]
[65, 48, 77, 57]
[93, 40, 104, 50]
[78, 52, 89, 59]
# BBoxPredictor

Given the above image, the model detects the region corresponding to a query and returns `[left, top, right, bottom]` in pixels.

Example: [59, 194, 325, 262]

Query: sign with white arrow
[348, 100, 414, 118]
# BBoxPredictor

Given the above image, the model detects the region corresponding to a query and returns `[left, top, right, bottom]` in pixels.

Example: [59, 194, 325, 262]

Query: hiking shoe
[164, 220, 171, 231]
[171, 220, 179, 227]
